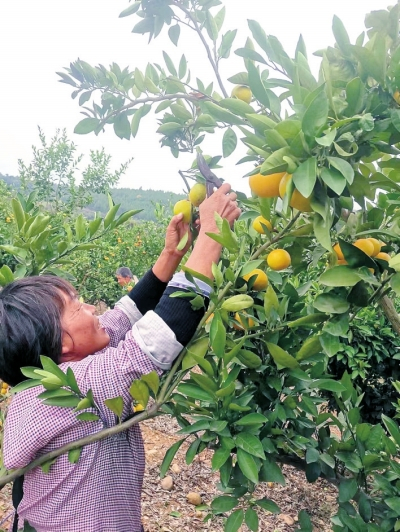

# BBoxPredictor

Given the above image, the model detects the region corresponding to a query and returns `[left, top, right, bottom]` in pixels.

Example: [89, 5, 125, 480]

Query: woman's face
[60, 295, 110, 362]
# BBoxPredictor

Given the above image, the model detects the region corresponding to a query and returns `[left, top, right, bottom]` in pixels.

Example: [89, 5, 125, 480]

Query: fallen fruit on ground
[279, 173, 312, 212]
[188, 183, 206, 207]
[186, 492, 202, 505]
[231, 85, 252, 103]
[249, 171, 286, 198]
[252, 215, 272, 234]
[242, 268, 268, 291]
[267, 249, 291, 271]
[173, 199, 192, 223]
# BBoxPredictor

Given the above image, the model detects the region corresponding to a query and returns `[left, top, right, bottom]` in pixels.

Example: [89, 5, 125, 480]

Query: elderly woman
[0, 184, 240, 532]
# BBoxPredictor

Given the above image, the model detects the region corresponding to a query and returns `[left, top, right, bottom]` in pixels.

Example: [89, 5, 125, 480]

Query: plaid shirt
[4, 297, 183, 532]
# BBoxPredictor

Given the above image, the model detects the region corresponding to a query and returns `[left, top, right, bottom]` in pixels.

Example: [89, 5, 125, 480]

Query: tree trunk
[379, 295, 400, 335]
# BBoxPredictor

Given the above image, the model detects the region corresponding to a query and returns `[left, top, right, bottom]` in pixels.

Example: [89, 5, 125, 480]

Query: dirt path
[0, 416, 337, 532]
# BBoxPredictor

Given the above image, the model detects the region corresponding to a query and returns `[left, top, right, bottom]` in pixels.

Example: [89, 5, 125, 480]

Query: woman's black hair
[0, 276, 76, 386]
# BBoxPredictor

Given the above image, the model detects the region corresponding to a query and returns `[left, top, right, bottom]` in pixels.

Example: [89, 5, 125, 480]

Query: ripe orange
[279, 174, 312, 212]
[375, 252, 391, 262]
[394, 90, 400, 105]
[173, 199, 192, 223]
[242, 269, 268, 291]
[249, 171, 286, 198]
[233, 312, 256, 330]
[354, 238, 374, 256]
[267, 249, 291, 271]
[366, 238, 381, 257]
[189, 183, 207, 207]
[252, 216, 272, 234]
[333, 243, 344, 260]
[231, 85, 252, 103]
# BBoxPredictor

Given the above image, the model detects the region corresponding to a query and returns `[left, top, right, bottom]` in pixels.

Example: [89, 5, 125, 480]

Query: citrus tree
[5, 2, 400, 531]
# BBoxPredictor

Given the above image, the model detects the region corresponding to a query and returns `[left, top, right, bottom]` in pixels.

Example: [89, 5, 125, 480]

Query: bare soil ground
[0, 416, 337, 532]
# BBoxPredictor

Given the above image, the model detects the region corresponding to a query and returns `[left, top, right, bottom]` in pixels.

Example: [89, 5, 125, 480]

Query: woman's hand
[164, 213, 192, 258]
[198, 183, 241, 233]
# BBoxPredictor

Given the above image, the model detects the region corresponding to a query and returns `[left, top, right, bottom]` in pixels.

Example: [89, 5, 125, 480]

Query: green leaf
[332, 15, 351, 52]
[255, 497, 280, 513]
[222, 128, 237, 158]
[211, 495, 239, 513]
[11, 379, 42, 394]
[40, 356, 69, 386]
[327, 156, 354, 184]
[129, 380, 150, 408]
[76, 412, 100, 421]
[190, 372, 218, 393]
[182, 337, 209, 371]
[235, 47, 268, 65]
[346, 78, 365, 116]
[221, 295, 254, 312]
[42, 396, 81, 408]
[160, 439, 185, 478]
[104, 204, 120, 229]
[210, 313, 226, 358]
[178, 54, 187, 80]
[211, 447, 231, 471]
[11, 198, 25, 230]
[382, 415, 400, 446]
[224, 509, 244, 532]
[74, 118, 99, 135]
[338, 238, 376, 269]
[68, 447, 82, 464]
[292, 157, 317, 198]
[205, 10, 219, 41]
[141, 371, 160, 396]
[321, 167, 347, 196]
[245, 507, 259, 532]
[234, 413, 267, 426]
[287, 313, 327, 328]
[185, 438, 202, 465]
[202, 101, 244, 126]
[163, 51, 177, 77]
[302, 91, 329, 139]
[247, 62, 270, 108]
[319, 266, 362, 287]
[235, 433, 265, 459]
[237, 448, 258, 483]
[313, 294, 349, 314]
[119, 2, 140, 17]
[315, 129, 336, 147]
[296, 335, 322, 361]
[339, 478, 358, 503]
[131, 105, 151, 137]
[177, 383, 215, 402]
[219, 30, 237, 59]
[237, 350, 262, 369]
[0, 265, 14, 285]
[386, 497, 400, 514]
[104, 396, 124, 419]
[168, 24, 180, 46]
[267, 342, 299, 369]
[313, 379, 346, 392]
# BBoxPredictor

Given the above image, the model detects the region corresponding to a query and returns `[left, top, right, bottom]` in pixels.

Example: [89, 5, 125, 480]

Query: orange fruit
[233, 312, 256, 330]
[189, 183, 207, 207]
[242, 269, 268, 291]
[231, 85, 252, 103]
[394, 90, 400, 105]
[252, 216, 272, 234]
[249, 171, 286, 198]
[366, 238, 381, 257]
[173, 199, 192, 223]
[333, 243, 344, 260]
[375, 252, 391, 262]
[279, 173, 312, 212]
[354, 239, 374, 256]
[267, 249, 291, 271]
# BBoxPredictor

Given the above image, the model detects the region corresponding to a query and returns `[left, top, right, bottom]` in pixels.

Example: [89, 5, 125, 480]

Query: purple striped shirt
[4, 304, 174, 532]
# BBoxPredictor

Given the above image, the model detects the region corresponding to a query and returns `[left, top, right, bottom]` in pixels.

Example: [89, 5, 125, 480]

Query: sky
[0, 0, 392, 195]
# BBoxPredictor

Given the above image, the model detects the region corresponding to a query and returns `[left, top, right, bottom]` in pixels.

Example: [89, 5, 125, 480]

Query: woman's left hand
[164, 213, 192, 258]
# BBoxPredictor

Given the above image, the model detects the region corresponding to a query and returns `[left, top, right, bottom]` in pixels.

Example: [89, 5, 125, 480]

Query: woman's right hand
[198, 183, 241, 233]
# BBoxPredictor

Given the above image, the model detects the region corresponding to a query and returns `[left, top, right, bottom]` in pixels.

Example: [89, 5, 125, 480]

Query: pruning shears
[196, 152, 223, 197]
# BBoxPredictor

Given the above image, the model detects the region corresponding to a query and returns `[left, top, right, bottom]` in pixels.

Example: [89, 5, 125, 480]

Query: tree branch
[171, 1, 228, 98]
[0, 404, 160, 488]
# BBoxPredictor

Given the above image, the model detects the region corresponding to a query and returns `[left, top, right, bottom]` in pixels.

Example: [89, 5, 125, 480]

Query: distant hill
[0, 173, 185, 222]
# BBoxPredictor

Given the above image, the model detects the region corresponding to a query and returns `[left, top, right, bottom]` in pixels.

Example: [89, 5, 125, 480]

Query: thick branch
[379, 295, 400, 335]
[0, 404, 160, 488]
[172, 1, 228, 98]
